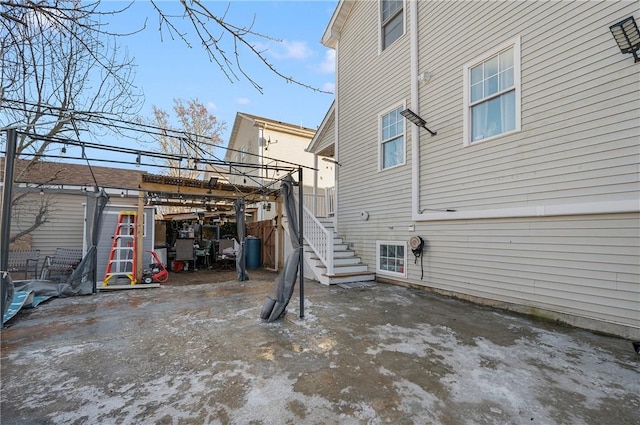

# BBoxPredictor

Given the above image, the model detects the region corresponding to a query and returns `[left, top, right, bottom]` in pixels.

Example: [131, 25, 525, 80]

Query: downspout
[410, 0, 421, 221]
[258, 126, 265, 221]
[333, 40, 340, 229]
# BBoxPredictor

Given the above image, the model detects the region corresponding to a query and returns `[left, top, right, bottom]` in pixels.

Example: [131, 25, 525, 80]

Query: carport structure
[132, 169, 288, 283]
[2, 126, 311, 325]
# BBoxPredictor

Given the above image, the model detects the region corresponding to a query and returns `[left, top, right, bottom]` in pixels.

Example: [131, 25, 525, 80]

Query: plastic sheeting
[260, 176, 300, 322]
[1, 272, 14, 321]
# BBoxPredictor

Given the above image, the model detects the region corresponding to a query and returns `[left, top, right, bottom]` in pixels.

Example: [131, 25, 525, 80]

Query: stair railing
[325, 186, 335, 217]
[302, 205, 334, 275]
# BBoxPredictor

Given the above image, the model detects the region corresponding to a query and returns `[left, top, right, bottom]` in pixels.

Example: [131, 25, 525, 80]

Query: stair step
[309, 256, 362, 266]
[305, 246, 355, 259]
[321, 272, 376, 285]
[317, 263, 369, 274]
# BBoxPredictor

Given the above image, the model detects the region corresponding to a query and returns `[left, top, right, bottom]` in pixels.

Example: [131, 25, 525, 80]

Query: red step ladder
[103, 211, 137, 286]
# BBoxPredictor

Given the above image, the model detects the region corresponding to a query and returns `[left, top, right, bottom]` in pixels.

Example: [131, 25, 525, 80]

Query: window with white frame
[465, 38, 520, 144]
[377, 241, 407, 277]
[381, 0, 403, 50]
[380, 106, 405, 170]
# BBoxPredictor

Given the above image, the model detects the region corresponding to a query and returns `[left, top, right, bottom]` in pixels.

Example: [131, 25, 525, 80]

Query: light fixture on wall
[321, 157, 342, 167]
[264, 137, 278, 150]
[417, 71, 432, 84]
[400, 109, 437, 136]
[610, 16, 640, 63]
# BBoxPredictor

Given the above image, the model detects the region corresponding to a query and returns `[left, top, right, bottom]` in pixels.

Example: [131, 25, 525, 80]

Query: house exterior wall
[225, 114, 336, 216]
[335, 0, 414, 254]
[312, 108, 336, 156]
[225, 118, 260, 186]
[416, 1, 639, 211]
[330, 1, 639, 338]
[10, 191, 86, 272]
[262, 126, 335, 190]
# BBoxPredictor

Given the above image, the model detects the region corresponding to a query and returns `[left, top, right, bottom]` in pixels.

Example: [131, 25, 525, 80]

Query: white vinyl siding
[379, 105, 405, 170]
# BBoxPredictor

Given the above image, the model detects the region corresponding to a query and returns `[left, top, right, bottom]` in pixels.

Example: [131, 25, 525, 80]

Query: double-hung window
[464, 38, 521, 144]
[380, 106, 405, 170]
[377, 241, 407, 277]
[381, 0, 403, 50]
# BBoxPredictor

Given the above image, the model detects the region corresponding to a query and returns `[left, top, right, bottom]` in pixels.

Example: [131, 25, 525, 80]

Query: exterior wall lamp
[610, 16, 640, 63]
[321, 157, 342, 167]
[400, 108, 437, 136]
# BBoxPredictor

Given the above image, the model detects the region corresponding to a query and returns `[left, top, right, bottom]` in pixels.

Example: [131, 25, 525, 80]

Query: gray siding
[337, 0, 413, 251]
[417, 1, 639, 209]
[413, 215, 639, 326]
[9, 191, 156, 280]
[332, 1, 639, 338]
[11, 192, 86, 272]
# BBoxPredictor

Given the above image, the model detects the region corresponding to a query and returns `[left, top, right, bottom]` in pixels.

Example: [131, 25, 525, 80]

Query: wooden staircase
[303, 217, 375, 286]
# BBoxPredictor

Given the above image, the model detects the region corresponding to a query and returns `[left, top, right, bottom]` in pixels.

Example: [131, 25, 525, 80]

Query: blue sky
[103, 1, 338, 153]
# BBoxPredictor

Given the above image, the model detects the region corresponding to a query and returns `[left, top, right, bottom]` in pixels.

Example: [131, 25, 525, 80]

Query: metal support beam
[1, 129, 17, 328]
[298, 167, 304, 319]
[136, 191, 145, 284]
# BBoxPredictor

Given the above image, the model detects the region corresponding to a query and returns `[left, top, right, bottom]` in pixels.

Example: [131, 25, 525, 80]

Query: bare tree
[1, 1, 141, 242]
[149, 0, 329, 94]
[1, 0, 323, 241]
[147, 98, 226, 180]
[1, 1, 142, 157]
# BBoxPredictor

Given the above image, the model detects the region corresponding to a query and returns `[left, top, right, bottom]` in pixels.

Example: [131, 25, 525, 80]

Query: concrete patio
[1, 271, 638, 424]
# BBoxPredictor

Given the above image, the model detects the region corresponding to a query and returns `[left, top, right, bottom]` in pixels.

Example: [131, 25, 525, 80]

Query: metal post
[1, 129, 17, 328]
[298, 167, 304, 319]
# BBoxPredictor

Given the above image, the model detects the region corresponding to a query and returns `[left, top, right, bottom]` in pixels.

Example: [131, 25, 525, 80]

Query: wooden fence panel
[246, 220, 276, 270]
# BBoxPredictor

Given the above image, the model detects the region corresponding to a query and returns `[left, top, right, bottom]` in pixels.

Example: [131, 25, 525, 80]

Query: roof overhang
[321, 1, 355, 49]
[306, 101, 335, 156]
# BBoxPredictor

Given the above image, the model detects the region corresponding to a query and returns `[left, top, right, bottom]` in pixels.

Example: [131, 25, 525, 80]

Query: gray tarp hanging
[9, 189, 109, 305]
[64, 188, 109, 295]
[1, 273, 14, 320]
[260, 176, 299, 322]
[235, 198, 249, 281]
